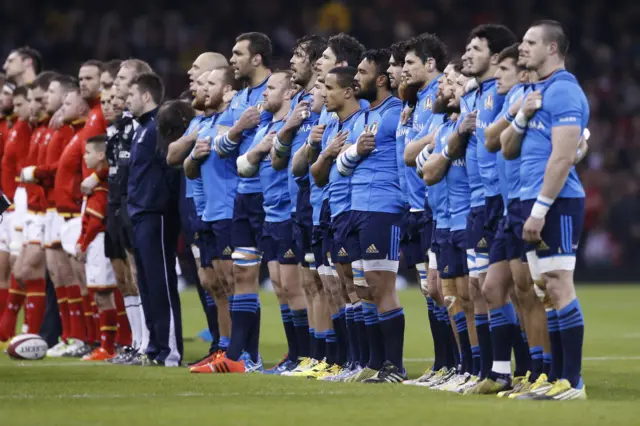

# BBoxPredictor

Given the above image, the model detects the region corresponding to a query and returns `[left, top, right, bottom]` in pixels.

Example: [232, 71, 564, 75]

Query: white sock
[138, 302, 150, 354]
[492, 361, 512, 375]
[124, 295, 142, 350]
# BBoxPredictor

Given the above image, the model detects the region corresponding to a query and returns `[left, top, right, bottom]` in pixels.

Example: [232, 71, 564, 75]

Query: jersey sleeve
[79, 189, 107, 251]
[545, 82, 586, 128]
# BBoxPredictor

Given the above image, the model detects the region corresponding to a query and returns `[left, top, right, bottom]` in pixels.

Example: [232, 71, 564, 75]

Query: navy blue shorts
[431, 227, 451, 278]
[441, 229, 469, 278]
[319, 199, 332, 267]
[349, 211, 402, 261]
[467, 206, 487, 254]
[484, 195, 504, 250]
[231, 193, 265, 248]
[311, 226, 324, 269]
[330, 211, 356, 265]
[261, 220, 298, 265]
[197, 225, 217, 268]
[211, 219, 233, 261]
[490, 199, 525, 264]
[521, 197, 584, 263]
[180, 196, 199, 245]
[422, 205, 434, 261]
[400, 210, 427, 268]
[293, 184, 313, 266]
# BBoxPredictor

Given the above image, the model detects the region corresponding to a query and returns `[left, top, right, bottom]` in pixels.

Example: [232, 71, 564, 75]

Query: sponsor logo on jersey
[425, 95, 433, 111]
[484, 94, 493, 110]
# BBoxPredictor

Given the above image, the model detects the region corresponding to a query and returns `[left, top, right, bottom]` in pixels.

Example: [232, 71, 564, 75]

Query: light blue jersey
[184, 115, 207, 200]
[191, 115, 215, 216]
[405, 77, 441, 210]
[286, 90, 319, 213]
[395, 102, 411, 204]
[476, 78, 506, 198]
[220, 76, 273, 194]
[443, 118, 470, 232]
[200, 108, 238, 222]
[347, 96, 403, 214]
[457, 88, 483, 208]
[519, 70, 589, 200]
[496, 84, 525, 205]
[251, 119, 290, 222]
[428, 119, 451, 229]
[321, 108, 363, 219]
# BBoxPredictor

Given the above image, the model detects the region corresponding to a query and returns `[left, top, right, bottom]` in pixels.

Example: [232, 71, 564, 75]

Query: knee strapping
[416, 263, 428, 292]
[351, 260, 367, 288]
[304, 253, 315, 264]
[525, 251, 541, 281]
[232, 247, 262, 266]
[428, 250, 437, 271]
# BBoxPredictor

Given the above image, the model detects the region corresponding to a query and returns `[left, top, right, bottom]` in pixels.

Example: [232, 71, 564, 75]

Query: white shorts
[85, 232, 116, 289]
[60, 217, 82, 257]
[0, 210, 13, 253]
[44, 209, 64, 248]
[23, 212, 45, 246]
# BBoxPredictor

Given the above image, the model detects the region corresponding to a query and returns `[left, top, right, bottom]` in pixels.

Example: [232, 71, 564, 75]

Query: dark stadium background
[1, 0, 638, 281]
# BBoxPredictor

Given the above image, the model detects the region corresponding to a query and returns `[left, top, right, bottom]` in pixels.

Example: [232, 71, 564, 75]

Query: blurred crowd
[1, 0, 638, 276]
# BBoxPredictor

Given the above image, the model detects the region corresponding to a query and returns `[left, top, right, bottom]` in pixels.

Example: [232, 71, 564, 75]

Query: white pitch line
[0, 390, 354, 400]
[5, 355, 640, 368]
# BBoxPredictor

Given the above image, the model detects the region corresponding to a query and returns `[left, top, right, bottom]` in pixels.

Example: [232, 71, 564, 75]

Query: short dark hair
[362, 48, 392, 90]
[389, 41, 408, 64]
[327, 33, 365, 67]
[294, 34, 327, 65]
[13, 85, 28, 99]
[531, 20, 570, 58]
[86, 134, 107, 151]
[52, 74, 78, 92]
[327, 66, 357, 89]
[81, 59, 104, 73]
[405, 33, 449, 72]
[32, 71, 60, 91]
[236, 32, 273, 67]
[273, 69, 294, 86]
[449, 60, 463, 74]
[214, 66, 242, 90]
[15, 47, 43, 74]
[131, 73, 164, 105]
[467, 24, 518, 56]
[156, 100, 195, 155]
[103, 60, 122, 80]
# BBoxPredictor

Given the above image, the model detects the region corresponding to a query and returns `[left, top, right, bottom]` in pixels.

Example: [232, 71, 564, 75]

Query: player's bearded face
[465, 38, 492, 77]
[0, 90, 12, 114]
[111, 95, 125, 118]
[126, 85, 144, 117]
[519, 28, 547, 71]
[79, 65, 101, 100]
[45, 83, 63, 114]
[27, 88, 45, 120]
[355, 60, 377, 102]
[387, 56, 402, 89]
[291, 47, 313, 86]
[231, 41, 253, 80]
[403, 51, 427, 87]
[204, 74, 224, 109]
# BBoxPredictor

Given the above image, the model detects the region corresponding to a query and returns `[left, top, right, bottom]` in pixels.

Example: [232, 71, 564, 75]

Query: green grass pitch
[1, 285, 639, 425]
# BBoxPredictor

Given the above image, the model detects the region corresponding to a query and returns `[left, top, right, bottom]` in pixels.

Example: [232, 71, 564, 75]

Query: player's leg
[0, 211, 24, 343]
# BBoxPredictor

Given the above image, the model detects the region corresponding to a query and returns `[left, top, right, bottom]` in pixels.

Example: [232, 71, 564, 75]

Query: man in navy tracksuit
[126, 73, 182, 366]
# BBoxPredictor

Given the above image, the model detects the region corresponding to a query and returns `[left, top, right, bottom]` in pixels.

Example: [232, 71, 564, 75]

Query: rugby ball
[7, 334, 48, 360]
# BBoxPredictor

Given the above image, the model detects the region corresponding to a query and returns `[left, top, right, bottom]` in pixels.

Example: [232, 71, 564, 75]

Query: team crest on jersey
[424, 96, 433, 111]
[484, 94, 493, 110]
[256, 103, 264, 113]
[89, 113, 97, 126]
[331, 112, 338, 120]
[366, 122, 379, 135]
[43, 133, 52, 145]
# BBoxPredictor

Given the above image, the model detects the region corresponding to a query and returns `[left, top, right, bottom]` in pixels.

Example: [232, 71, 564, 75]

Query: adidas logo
[284, 249, 296, 258]
[338, 247, 348, 257]
[537, 240, 549, 251]
[222, 247, 232, 256]
[443, 266, 449, 273]
[477, 238, 487, 248]
[366, 244, 379, 254]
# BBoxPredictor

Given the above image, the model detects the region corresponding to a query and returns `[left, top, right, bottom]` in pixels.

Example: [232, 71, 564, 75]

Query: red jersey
[77, 180, 108, 252]
[34, 124, 77, 208]
[1, 119, 32, 203]
[0, 115, 16, 192]
[82, 98, 107, 180]
[23, 117, 50, 211]
[53, 124, 89, 214]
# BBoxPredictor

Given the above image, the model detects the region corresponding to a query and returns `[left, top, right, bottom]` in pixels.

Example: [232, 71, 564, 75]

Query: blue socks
[488, 303, 516, 378]
[354, 302, 369, 366]
[378, 307, 405, 371]
[362, 301, 384, 370]
[226, 294, 259, 361]
[325, 329, 337, 364]
[292, 309, 310, 358]
[475, 313, 493, 379]
[345, 304, 359, 364]
[557, 298, 584, 388]
[454, 311, 473, 374]
[280, 304, 298, 361]
[427, 297, 445, 370]
[546, 309, 563, 382]
[529, 346, 544, 382]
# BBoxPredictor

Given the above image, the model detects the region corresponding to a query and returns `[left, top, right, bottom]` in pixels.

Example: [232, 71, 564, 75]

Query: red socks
[82, 294, 96, 343]
[99, 308, 117, 354]
[55, 286, 70, 341]
[67, 284, 86, 342]
[0, 288, 8, 318]
[0, 276, 25, 341]
[113, 289, 132, 347]
[25, 278, 47, 334]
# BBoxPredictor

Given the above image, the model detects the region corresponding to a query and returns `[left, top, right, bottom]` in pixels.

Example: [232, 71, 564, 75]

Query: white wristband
[441, 145, 450, 160]
[514, 110, 528, 131]
[531, 195, 554, 219]
[345, 143, 360, 162]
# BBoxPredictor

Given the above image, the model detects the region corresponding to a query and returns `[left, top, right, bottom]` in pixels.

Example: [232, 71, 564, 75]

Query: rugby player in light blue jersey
[184, 67, 240, 373]
[337, 49, 405, 383]
[409, 63, 464, 389]
[288, 34, 367, 378]
[236, 71, 303, 374]
[309, 67, 364, 379]
[212, 32, 273, 374]
[500, 21, 589, 400]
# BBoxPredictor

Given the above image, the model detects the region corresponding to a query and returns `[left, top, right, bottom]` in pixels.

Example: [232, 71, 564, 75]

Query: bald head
[188, 52, 228, 91]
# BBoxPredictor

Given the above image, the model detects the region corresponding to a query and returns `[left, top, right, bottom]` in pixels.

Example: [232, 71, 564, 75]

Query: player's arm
[485, 116, 511, 153]
[305, 124, 326, 166]
[422, 153, 450, 185]
[446, 110, 477, 159]
[79, 192, 107, 253]
[238, 131, 275, 178]
[166, 129, 197, 168]
[183, 136, 211, 179]
[271, 101, 310, 170]
[404, 129, 435, 167]
[215, 107, 260, 158]
[310, 131, 347, 188]
[336, 125, 367, 176]
[501, 91, 541, 160]
[539, 124, 582, 200]
[574, 129, 590, 164]
[292, 143, 311, 177]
